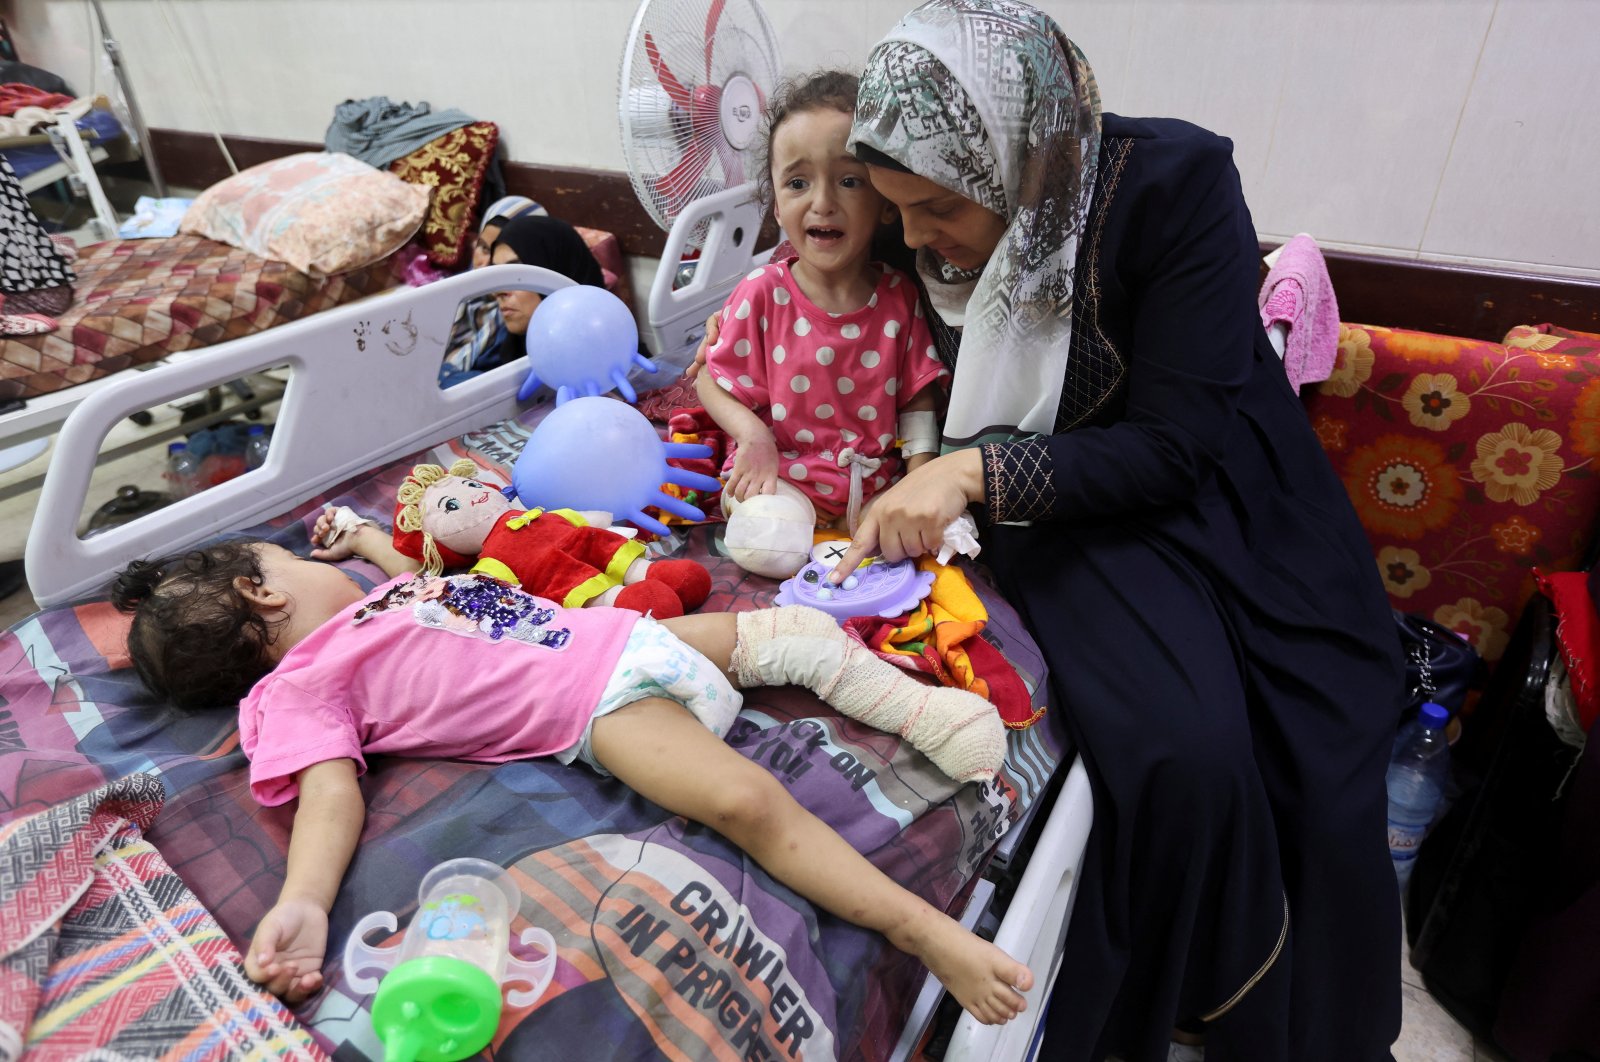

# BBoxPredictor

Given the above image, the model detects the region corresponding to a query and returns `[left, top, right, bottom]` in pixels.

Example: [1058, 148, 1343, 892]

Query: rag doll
[393, 459, 710, 618]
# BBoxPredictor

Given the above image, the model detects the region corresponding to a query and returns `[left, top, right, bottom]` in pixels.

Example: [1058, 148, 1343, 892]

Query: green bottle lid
[371, 956, 503, 1062]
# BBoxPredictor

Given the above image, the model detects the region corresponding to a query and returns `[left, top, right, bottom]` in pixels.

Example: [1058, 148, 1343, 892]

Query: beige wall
[13, 0, 1599, 278]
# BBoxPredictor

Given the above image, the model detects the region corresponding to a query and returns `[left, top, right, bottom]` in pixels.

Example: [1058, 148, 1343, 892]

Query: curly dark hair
[757, 69, 862, 208]
[111, 539, 280, 711]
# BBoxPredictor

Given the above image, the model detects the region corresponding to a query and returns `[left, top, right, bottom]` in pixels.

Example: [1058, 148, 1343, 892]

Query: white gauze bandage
[898, 410, 940, 457]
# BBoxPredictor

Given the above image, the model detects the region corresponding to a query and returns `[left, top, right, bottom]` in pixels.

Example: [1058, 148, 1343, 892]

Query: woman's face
[473, 223, 503, 269]
[491, 242, 544, 335]
[866, 166, 1007, 273]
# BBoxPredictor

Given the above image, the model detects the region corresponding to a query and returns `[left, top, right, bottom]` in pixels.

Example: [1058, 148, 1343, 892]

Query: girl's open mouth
[807, 227, 845, 244]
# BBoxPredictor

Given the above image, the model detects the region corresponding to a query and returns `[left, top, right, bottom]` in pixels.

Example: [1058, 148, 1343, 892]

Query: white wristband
[898, 410, 940, 457]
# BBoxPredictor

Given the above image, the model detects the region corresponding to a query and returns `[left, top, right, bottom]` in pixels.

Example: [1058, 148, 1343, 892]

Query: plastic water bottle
[1387, 702, 1451, 890]
[245, 424, 271, 470]
[165, 441, 202, 500]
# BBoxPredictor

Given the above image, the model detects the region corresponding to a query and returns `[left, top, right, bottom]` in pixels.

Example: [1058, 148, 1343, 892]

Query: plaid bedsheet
[0, 402, 1066, 1060]
[0, 773, 325, 1060]
[0, 234, 403, 403]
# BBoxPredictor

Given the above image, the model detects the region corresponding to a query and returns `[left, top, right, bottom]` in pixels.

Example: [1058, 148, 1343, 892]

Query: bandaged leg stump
[730, 605, 1006, 783]
[721, 480, 816, 579]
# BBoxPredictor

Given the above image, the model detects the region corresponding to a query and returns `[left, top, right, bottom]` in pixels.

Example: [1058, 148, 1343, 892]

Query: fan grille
[620, 0, 780, 247]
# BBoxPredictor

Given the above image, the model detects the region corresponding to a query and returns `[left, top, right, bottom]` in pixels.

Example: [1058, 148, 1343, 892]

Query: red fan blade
[652, 135, 717, 209]
[645, 30, 692, 110]
[688, 83, 723, 139]
[704, 0, 727, 79]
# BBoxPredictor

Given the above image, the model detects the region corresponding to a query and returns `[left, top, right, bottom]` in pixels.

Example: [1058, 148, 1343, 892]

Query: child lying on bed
[109, 511, 1029, 1025]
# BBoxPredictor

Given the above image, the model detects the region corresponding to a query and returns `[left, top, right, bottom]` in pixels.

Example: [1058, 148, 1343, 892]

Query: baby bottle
[343, 857, 557, 1062]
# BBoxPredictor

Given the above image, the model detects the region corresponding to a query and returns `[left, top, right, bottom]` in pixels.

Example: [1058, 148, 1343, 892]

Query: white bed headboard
[25, 264, 575, 607]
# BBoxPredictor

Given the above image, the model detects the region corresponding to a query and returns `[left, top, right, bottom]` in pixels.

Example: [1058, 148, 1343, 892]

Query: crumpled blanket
[323, 95, 477, 168]
[0, 774, 325, 1061]
[0, 88, 93, 138]
[0, 312, 56, 337]
[0, 82, 74, 116]
[843, 555, 1042, 728]
[115, 195, 195, 239]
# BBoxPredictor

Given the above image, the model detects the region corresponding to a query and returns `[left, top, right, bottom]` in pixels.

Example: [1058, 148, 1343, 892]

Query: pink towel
[1258, 234, 1340, 388]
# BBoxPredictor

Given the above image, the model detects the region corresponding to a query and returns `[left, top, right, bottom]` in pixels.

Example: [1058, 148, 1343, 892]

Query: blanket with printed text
[0, 400, 1065, 1061]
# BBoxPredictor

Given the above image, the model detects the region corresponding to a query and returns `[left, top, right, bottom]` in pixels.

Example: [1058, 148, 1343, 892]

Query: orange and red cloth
[842, 551, 1042, 729]
[1538, 567, 1600, 732]
[0, 83, 73, 117]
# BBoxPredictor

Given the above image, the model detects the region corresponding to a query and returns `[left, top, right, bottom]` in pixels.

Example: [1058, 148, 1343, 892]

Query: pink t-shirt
[705, 258, 946, 517]
[238, 573, 638, 806]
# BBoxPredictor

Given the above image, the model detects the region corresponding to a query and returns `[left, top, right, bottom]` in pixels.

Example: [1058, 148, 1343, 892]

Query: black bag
[1405, 595, 1581, 1047]
[1394, 610, 1484, 718]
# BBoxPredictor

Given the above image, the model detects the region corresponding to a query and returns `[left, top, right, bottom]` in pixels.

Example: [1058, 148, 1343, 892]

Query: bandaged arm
[897, 387, 941, 471]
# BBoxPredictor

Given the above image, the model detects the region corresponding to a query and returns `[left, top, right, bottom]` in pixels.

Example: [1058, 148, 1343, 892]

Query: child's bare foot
[896, 911, 1032, 1025]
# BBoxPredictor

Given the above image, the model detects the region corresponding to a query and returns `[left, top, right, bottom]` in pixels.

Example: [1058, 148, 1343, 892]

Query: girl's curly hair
[755, 69, 914, 273]
[111, 539, 280, 711]
[757, 69, 862, 208]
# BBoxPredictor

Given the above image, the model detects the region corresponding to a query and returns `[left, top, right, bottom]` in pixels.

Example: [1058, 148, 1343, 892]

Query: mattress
[0, 234, 403, 403]
[0, 400, 1066, 1060]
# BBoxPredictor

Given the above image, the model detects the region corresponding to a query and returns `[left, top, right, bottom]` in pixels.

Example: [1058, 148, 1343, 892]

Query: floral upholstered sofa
[1304, 322, 1600, 668]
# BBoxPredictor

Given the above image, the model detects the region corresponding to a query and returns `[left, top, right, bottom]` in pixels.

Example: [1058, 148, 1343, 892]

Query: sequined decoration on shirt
[352, 573, 572, 650]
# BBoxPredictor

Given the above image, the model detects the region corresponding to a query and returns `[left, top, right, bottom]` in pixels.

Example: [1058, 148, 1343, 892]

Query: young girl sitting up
[110, 516, 1025, 1024]
[696, 72, 945, 576]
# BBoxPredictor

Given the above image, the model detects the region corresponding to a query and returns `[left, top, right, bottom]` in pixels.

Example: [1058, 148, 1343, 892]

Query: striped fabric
[0, 775, 324, 1061]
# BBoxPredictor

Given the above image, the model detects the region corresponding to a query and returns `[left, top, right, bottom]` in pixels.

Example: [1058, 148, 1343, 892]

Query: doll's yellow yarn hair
[394, 458, 481, 575]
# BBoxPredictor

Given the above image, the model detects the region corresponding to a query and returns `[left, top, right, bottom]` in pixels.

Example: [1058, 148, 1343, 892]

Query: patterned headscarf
[849, 0, 1101, 449]
[479, 195, 545, 231]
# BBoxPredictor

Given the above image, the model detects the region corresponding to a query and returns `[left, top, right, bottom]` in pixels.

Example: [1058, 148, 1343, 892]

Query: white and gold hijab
[850, 0, 1101, 449]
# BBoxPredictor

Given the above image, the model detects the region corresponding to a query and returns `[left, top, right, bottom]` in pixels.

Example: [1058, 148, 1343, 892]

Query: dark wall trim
[149, 129, 1600, 341]
[1263, 243, 1600, 342]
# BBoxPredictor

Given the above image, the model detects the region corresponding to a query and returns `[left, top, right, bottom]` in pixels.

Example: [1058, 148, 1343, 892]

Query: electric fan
[619, 0, 782, 368]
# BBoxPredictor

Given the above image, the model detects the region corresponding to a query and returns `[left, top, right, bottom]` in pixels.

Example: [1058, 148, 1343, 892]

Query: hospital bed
[10, 264, 1093, 1061]
[1, 104, 124, 238]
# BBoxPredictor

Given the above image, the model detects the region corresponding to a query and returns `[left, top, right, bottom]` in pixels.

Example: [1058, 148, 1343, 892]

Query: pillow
[388, 122, 499, 270]
[180, 152, 429, 276]
[575, 225, 630, 306]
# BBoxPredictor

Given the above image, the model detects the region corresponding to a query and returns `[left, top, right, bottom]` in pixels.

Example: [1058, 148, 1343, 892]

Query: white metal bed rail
[946, 757, 1094, 1062]
[25, 264, 571, 607]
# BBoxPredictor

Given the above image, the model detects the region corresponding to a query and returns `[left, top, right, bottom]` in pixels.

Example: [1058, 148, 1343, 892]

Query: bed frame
[24, 261, 1095, 1062]
[4, 108, 119, 237]
[26, 264, 571, 606]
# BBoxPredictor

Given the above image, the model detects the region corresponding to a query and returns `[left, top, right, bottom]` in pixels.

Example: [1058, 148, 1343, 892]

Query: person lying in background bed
[437, 195, 545, 387]
[108, 514, 1029, 1025]
[480, 213, 612, 364]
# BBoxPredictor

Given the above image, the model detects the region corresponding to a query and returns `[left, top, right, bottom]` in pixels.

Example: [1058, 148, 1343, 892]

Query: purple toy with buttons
[774, 540, 935, 623]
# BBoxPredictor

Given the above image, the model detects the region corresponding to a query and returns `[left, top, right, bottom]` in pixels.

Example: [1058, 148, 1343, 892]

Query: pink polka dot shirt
[706, 258, 946, 518]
